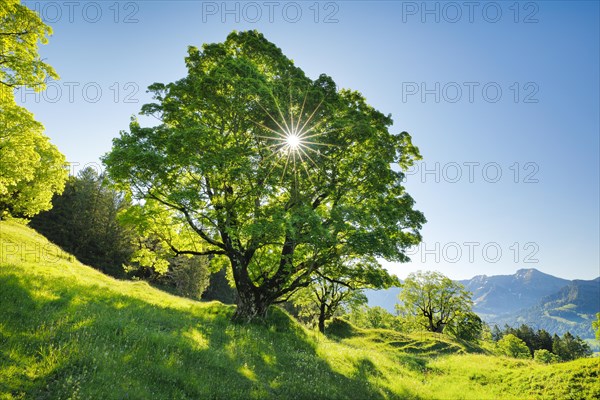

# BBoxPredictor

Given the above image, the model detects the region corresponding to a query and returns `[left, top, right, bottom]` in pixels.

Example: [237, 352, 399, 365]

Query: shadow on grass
[0, 270, 401, 399]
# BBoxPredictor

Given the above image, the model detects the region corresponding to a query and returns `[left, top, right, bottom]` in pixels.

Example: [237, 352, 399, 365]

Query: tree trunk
[427, 315, 435, 332]
[230, 255, 273, 323]
[232, 290, 271, 323]
[318, 302, 327, 333]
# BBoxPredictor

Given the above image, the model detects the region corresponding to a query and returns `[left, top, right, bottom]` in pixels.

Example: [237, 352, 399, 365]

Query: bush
[497, 334, 531, 359]
[345, 306, 403, 331]
[534, 349, 560, 364]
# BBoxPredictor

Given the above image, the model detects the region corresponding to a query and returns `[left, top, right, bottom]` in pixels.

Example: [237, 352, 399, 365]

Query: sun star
[253, 89, 338, 183]
[286, 132, 301, 150]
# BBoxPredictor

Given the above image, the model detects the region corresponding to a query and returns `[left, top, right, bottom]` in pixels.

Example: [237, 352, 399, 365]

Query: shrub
[345, 305, 403, 331]
[534, 349, 560, 364]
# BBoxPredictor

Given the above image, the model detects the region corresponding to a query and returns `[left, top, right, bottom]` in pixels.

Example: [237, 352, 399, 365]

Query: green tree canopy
[0, 0, 66, 217]
[397, 270, 473, 333]
[103, 31, 425, 322]
[552, 332, 592, 361]
[444, 311, 483, 342]
[0, 0, 57, 90]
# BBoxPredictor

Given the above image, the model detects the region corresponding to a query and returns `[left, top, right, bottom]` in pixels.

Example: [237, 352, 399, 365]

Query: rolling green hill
[0, 220, 598, 399]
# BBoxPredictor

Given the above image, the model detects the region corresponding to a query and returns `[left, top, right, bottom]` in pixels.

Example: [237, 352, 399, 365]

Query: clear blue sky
[19, 1, 599, 280]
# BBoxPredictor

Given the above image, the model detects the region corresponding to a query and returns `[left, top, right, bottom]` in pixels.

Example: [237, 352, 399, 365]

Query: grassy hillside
[1, 220, 598, 399]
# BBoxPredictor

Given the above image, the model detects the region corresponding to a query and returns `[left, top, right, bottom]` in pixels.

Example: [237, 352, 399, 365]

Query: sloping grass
[326, 318, 482, 356]
[1, 220, 598, 399]
[428, 355, 599, 400]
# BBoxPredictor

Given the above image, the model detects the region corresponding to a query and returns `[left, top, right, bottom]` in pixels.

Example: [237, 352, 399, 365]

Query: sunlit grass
[0, 219, 598, 399]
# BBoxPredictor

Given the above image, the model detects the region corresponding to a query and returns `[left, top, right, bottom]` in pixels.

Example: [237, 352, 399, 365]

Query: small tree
[169, 255, 211, 300]
[593, 313, 600, 341]
[294, 256, 398, 333]
[292, 281, 367, 332]
[397, 271, 473, 333]
[445, 311, 483, 342]
[497, 334, 531, 359]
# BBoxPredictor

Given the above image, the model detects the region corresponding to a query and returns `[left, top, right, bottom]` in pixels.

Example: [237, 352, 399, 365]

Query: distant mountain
[364, 286, 401, 313]
[366, 269, 600, 338]
[495, 278, 600, 338]
[458, 268, 570, 320]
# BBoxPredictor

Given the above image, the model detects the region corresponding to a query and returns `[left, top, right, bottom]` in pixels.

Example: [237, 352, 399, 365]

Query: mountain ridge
[459, 268, 571, 319]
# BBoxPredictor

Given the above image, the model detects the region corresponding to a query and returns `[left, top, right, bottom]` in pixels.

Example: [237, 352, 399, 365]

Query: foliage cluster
[491, 323, 592, 361]
[0, 0, 66, 218]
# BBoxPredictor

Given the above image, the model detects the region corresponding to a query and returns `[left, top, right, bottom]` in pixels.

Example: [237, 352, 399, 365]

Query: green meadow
[0, 220, 598, 399]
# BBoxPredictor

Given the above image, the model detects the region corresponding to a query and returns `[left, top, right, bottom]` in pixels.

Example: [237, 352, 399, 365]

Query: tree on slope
[444, 311, 483, 342]
[30, 168, 134, 277]
[0, 0, 66, 217]
[294, 256, 398, 333]
[103, 31, 425, 322]
[397, 270, 473, 333]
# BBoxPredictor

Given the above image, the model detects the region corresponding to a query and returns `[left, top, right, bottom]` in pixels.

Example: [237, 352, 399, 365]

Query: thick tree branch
[0, 31, 30, 36]
[182, 208, 227, 250]
[146, 191, 227, 250]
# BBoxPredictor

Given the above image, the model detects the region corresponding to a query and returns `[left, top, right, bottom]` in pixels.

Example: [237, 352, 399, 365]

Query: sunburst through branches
[253, 87, 335, 185]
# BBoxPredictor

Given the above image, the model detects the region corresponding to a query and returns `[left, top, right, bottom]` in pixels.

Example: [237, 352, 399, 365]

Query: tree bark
[318, 302, 327, 333]
[427, 314, 435, 332]
[232, 290, 271, 322]
[230, 254, 274, 322]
